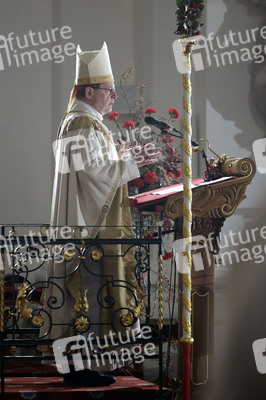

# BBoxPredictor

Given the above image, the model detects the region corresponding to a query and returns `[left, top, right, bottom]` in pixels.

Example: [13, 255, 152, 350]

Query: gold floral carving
[133, 303, 145, 319]
[74, 316, 90, 332]
[164, 157, 256, 220]
[122, 312, 134, 326]
[74, 288, 89, 314]
[133, 287, 147, 318]
[63, 249, 75, 261]
[15, 283, 33, 322]
[91, 248, 103, 261]
[31, 314, 44, 327]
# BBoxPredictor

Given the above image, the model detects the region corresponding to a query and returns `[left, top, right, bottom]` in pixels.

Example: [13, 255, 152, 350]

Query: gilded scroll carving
[164, 157, 256, 220]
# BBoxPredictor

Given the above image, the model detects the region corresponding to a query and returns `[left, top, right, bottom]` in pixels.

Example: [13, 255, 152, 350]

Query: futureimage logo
[172, 225, 266, 273]
[0, 26, 76, 71]
[53, 326, 156, 373]
[173, 25, 266, 73]
[253, 338, 266, 374]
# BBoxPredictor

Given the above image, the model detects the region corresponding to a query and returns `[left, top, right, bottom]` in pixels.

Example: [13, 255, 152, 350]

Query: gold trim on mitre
[75, 42, 114, 85]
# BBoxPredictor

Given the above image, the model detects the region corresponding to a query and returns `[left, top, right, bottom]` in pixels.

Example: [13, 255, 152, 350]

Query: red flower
[144, 234, 156, 239]
[167, 171, 173, 181]
[144, 170, 157, 184]
[132, 177, 144, 189]
[122, 120, 136, 129]
[168, 107, 180, 120]
[108, 112, 120, 121]
[163, 251, 173, 260]
[161, 135, 174, 144]
[144, 107, 157, 115]
[175, 168, 182, 179]
[165, 145, 174, 153]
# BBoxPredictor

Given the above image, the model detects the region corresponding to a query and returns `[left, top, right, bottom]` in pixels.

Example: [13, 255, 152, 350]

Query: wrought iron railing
[0, 224, 164, 399]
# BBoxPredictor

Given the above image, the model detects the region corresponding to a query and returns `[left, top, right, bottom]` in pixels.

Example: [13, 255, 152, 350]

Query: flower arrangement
[174, 0, 204, 37]
[108, 67, 183, 195]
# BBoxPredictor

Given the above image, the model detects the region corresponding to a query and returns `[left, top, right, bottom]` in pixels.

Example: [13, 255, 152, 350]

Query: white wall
[0, 0, 265, 393]
[195, 1, 266, 397]
[0, 1, 54, 223]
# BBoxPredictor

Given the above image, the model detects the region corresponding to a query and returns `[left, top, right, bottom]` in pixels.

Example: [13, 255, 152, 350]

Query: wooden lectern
[129, 157, 256, 388]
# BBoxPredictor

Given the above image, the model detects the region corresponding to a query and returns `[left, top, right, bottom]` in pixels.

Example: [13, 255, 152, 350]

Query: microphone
[145, 116, 213, 182]
[144, 116, 170, 130]
[145, 115, 198, 148]
[145, 116, 183, 140]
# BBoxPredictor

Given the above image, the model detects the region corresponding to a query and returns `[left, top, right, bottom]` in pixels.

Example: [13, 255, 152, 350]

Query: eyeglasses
[94, 87, 116, 95]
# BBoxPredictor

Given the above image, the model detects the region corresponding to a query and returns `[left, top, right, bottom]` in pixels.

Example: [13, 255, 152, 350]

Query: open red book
[129, 176, 235, 208]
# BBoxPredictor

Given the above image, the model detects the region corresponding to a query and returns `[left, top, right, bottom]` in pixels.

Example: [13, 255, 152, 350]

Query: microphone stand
[159, 125, 212, 181]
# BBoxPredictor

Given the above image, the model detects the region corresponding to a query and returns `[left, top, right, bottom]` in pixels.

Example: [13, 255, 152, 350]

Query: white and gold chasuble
[40, 99, 140, 346]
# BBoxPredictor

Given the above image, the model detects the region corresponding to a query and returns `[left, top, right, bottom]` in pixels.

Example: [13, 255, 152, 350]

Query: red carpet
[1, 376, 172, 399]
[1, 362, 172, 399]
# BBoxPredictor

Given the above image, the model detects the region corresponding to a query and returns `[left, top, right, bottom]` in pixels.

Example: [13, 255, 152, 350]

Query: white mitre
[65, 42, 114, 113]
[75, 42, 114, 85]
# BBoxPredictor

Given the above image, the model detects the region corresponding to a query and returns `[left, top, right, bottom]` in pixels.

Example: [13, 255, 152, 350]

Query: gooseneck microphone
[144, 116, 183, 139]
[144, 116, 170, 130]
[145, 115, 212, 181]
[145, 116, 200, 146]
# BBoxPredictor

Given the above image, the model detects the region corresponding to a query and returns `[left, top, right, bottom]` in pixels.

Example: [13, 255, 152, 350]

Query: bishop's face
[89, 82, 117, 115]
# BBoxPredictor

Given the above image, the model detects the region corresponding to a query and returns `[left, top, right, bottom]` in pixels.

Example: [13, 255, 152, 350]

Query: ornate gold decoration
[183, 185, 192, 202]
[183, 251, 192, 269]
[183, 204, 192, 223]
[133, 303, 144, 319]
[182, 75, 191, 94]
[122, 312, 134, 326]
[63, 249, 75, 261]
[183, 140, 192, 157]
[74, 316, 90, 332]
[15, 283, 33, 322]
[31, 314, 44, 327]
[74, 290, 82, 314]
[182, 292, 192, 314]
[195, 138, 225, 162]
[133, 286, 147, 318]
[182, 119, 192, 134]
[183, 274, 192, 291]
[183, 162, 192, 179]
[91, 248, 103, 261]
[82, 289, 89, 313]
[180, 38, 194, 346]
[74, 288, 89, 314]
[182, 315, 192, 336]
[180, 337, 194, 345]
[183, 97, 192, 114]
[164, 157, 256, 221]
